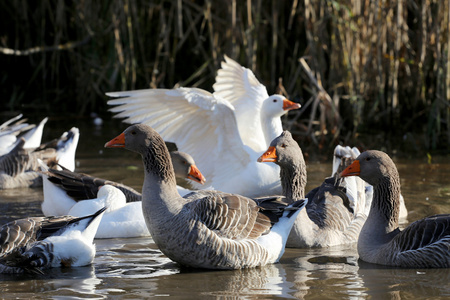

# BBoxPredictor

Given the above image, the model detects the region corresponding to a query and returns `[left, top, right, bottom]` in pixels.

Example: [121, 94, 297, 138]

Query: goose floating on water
[341, 150, 449, 268]
[105, 124, 307, 269]
[0, 207, 105, 274]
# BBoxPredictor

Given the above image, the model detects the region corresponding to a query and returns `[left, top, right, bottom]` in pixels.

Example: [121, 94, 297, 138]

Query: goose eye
[273, 99, 277, 103]
[281, 144, 287, 148]
[365, 157, 371, 161]
[183, 161, 187, 165]
[131, 131, 136, 135]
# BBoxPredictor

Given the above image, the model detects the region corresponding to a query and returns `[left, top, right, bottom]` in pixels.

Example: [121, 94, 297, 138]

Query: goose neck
[262, 117, 283, 147]
[141, 144, 184, 215]
[280, 164, 306, 200]
[367, 176, 401, 234]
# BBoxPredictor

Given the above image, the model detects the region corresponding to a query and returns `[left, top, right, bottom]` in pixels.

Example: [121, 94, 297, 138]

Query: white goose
[105, 124, 307, 269]
[0, 207, 105, 274]
[39, 150, 206, 217]
[107, 56, 300, 197]
[0, 127, 79, 189]
[341, 150, 449, 268]
[258, 131, 369, 247]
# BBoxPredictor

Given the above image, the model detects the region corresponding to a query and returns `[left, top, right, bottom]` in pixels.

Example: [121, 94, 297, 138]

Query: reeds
[0, 0, 448, 153]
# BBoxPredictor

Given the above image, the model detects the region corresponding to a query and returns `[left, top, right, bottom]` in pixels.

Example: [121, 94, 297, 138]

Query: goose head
[341, 150, 399, 186]
[257, 131, 303, 168]
[105, 124, 179, 185]
[261, 95, 301, 118]
[170, 151, 206, 185]
[104, 124, 155, 153]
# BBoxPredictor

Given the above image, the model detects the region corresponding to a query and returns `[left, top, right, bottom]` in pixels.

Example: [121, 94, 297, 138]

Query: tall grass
[0, 0, 448, 153]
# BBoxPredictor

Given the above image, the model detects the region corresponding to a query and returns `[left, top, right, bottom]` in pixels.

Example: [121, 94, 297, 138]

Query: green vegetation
[0, 1, 448, 154]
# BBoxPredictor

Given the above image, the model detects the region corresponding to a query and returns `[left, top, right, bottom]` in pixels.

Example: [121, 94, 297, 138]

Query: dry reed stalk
[177, 0, 183, 38]
[447, 2, 450, 145]
[271, 1, 278, 87]
[392, 0, 402, 110]
[298, 57, 341, 146]
[113, 13, 126, 89]
[0, 37, 91, 56]
[125, 0, 137, 89]
[231, 0, 236, 57]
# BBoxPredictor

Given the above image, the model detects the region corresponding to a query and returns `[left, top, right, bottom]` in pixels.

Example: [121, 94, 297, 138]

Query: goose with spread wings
[107, 56, 300, 197]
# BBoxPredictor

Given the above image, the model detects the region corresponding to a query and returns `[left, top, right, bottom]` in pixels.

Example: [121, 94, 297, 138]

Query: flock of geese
[0, 56, 448, 274]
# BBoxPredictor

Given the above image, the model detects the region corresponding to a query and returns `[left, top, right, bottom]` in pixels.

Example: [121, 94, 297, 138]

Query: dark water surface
[0, 118, 449, 299]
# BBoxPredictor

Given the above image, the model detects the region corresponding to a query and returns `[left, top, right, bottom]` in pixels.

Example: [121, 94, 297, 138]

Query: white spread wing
[213, 55, 270, 151]
[107, 88, 251, 189]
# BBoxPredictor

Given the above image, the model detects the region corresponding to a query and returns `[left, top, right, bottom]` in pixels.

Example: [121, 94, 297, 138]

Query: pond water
[0, 117, 449, 299]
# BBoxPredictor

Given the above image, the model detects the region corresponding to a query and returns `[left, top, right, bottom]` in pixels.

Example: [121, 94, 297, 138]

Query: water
[0, 118, 449, 299]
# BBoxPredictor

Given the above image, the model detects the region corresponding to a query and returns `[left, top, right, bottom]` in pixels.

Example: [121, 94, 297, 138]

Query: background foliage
[0, 0, 449, 154]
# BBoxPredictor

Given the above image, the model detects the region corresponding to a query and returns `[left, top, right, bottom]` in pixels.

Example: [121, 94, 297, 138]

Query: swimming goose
[0, 207, 105, 274]
[105, 124, 307, 269]
[258, 131, 368, 247]
[39, 151, 206, 218]
[107, 57, 300, 197]
[340, 150, 449, 268]
[0, 127, 79, 189]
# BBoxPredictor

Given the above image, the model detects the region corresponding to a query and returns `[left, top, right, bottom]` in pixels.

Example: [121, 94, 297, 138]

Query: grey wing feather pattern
[389, 214, 450, 268]
[188, 191, 272, 240]
[395, 214, 450, 252]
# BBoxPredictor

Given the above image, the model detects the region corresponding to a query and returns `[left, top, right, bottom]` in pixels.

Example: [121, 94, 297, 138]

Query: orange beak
[340, 160, 361, 177]
[282, 99, 301, 111]
[188, 164, 206, 185]
[257, 146, 277, 162]
[104, 133, 126, 148]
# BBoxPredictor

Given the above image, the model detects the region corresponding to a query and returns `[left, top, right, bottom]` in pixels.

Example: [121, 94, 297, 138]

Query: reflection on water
[281, 245, 365, 299]
[0, 119, 449, 298]
[94, 237, 179, 279]
[358, 262, 450, 299]
[0, 265, 102, 298]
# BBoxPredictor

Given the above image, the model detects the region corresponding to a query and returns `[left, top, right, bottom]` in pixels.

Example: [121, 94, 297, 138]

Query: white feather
[68, 185, 149, 239]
